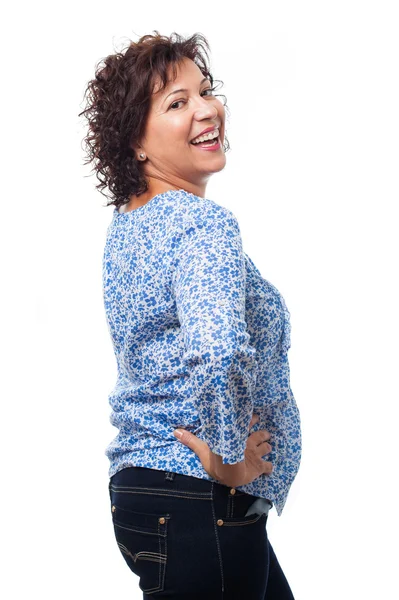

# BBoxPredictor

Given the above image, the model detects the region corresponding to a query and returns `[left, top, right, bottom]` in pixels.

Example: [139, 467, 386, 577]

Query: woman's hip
[108, 466, 271, 598]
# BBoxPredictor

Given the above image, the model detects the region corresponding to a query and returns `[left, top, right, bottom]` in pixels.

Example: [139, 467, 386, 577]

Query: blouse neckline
[113, 188, 196, 219]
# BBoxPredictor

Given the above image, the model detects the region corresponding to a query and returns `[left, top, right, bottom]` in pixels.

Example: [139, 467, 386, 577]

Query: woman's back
[103, 188, 301, 517]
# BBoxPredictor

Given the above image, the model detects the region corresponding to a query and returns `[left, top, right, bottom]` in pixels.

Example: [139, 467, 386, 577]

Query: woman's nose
[193, 99, 219, 121]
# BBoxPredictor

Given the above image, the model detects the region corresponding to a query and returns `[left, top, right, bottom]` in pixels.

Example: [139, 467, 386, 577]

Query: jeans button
[230, 488, 236, 495]
[217, 519, 224, 526]
[159, 517, 166, 524]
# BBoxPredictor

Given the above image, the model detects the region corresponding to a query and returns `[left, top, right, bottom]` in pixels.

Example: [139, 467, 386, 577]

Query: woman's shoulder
[170, 189, 239, 235]
[177, 189, 234, 219]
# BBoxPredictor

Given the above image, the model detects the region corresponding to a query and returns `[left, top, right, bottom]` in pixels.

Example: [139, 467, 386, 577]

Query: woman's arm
[171, 205, 267, 469]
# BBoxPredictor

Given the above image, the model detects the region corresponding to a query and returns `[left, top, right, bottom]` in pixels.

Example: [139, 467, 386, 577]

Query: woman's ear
[129, 130, 144, 156]
[130, 143, 146, 161]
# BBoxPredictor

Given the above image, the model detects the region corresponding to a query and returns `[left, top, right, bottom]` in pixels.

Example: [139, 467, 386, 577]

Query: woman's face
[135, 57, 226, 192]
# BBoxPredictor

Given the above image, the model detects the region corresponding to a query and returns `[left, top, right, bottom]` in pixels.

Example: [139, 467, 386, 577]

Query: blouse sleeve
[171, 206, 258, 464]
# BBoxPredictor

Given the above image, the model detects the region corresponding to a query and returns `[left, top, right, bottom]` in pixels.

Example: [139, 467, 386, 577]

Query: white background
[1, 1, 398, 598]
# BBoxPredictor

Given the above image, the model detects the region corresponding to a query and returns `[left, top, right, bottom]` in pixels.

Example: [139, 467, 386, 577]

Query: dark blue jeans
[108, 466, 295, 599]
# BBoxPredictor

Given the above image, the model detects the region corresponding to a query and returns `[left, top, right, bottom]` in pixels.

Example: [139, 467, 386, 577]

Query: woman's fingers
[262, 460, 274, 475]
[248, 415, 272, 453]
[249, 413, 260, 429]
[257, 441, 272, 455]
[249, 429, 271, 445]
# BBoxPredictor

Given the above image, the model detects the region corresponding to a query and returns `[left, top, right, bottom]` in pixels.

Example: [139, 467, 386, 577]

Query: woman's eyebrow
[163, 77, 209, 103]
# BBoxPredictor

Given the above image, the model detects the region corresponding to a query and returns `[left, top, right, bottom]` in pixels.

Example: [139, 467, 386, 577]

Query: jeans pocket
[215, 509, 269, 596]
[216, 511, 268, 527]
[111, 503, 169, 594]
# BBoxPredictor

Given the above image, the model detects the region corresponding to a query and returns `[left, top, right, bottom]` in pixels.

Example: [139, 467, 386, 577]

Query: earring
[139, 152, 146, 160]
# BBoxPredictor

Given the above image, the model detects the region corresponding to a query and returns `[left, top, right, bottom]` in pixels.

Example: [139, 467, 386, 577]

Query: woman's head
[79, 31, 230, 210]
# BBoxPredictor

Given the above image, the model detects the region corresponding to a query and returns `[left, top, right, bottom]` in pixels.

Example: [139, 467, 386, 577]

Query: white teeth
[191, 128, 219, 144]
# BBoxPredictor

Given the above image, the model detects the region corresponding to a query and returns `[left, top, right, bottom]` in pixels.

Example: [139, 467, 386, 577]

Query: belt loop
[164, 471, 176, 481]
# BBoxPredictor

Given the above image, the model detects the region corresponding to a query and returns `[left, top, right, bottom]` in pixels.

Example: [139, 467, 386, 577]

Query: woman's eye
[202, 87, 216, 96]
[170, 100, 185, 110]
[169, 88, 217, 110]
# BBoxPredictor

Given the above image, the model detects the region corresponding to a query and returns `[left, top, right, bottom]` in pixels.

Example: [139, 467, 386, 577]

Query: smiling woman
[78, 31, 230, 213]
[124, 55, 227, 209]
[78, 31, 300, 600]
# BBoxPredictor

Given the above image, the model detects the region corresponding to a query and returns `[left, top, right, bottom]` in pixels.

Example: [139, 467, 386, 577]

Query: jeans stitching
[156, 519, 161, 591]
[227, 494, 232, 518]
[117, 544, 166, 564]
[210, 481, 225, 593]
[110, 484, 212, 495]
[113, 522, 167, 537]
[161, 516, 168, 590]
[135, 517, 168, 594]
[109, 486, 212, 501]
[134, 551, 166, 562]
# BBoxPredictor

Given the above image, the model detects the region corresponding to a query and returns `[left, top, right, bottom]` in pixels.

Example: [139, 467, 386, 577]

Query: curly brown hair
[78, 31, 230, 211]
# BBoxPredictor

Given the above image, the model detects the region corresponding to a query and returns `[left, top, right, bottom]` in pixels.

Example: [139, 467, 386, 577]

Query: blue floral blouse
[102, 189, 302, 516]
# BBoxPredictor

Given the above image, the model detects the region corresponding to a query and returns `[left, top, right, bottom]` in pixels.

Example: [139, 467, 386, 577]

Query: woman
[79, 31, 302, 599]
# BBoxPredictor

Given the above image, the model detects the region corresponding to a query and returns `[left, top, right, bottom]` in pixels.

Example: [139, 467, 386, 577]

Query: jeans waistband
[109, 465, 273, 510]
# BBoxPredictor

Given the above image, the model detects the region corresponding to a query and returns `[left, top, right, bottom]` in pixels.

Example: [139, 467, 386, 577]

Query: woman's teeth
[191, 128, 219, 144]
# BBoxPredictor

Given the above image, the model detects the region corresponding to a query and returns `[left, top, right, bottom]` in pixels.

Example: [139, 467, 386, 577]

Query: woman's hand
[173, 413, 273, 487]
[238, 414, 274, 484]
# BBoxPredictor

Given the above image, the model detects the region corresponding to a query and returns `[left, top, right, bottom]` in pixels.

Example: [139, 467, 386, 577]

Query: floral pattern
[103, 189, 302, 516]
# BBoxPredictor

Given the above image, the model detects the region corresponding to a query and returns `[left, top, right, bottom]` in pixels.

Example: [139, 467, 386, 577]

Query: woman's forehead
[152, 58, 204, 98]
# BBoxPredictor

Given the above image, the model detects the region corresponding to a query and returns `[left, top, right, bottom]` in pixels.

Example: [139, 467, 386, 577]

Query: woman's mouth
[190, 136, 221, 151]
[190, 127, 222, 151]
